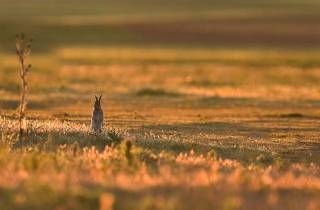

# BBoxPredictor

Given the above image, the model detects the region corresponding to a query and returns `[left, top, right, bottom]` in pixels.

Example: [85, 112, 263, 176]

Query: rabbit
[91, 95, 104, 133]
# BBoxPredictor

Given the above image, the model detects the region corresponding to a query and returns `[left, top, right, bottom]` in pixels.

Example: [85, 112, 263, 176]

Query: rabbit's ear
[98, 95, 102, 102]
[94, 95, 98, 101]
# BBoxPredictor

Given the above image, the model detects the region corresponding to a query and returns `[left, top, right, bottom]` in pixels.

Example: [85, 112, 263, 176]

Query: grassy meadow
[0, 0, 320, 210]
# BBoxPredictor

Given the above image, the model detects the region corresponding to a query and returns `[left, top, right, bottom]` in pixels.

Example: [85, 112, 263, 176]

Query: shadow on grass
[197, 95, 305, 109]
[198, 96, 320, 112]
[132, 120, 320, 164]
[135, 88, 181, 97]
[0, 99, 49, 110]
[0, 97, 86, 110]
[10, 129, 124, 151]
[135, 137, 274, 165]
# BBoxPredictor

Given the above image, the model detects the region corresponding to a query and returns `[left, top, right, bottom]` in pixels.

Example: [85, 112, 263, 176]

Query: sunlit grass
[0, 128, 319, 210]
[0, 1, 320, 209]
[57, 47, 320, 67]
[3, 47, 320, 67]
[2, 49, 320, 103]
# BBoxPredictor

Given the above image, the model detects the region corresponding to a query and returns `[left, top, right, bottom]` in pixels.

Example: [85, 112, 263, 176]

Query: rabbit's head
[94, 95, 102, 109]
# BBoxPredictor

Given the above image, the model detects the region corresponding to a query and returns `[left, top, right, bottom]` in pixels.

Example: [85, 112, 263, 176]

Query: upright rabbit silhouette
[91, 95, 103, 133]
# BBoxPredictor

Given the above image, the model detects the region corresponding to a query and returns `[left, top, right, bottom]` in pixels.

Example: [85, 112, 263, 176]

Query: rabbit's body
[91, 95, 104, 133]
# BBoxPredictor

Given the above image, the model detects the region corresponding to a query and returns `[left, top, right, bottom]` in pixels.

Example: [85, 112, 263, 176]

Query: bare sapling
[15, 33, 32, 141]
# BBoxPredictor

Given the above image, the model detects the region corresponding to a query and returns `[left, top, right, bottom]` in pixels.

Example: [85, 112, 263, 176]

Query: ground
[0, 1, 320, 210]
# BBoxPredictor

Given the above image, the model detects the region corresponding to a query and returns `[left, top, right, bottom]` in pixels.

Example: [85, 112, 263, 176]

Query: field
[0, 0, 320, 210]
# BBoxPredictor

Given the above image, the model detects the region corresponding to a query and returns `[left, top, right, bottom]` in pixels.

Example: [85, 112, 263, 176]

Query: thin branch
[15, 33, 32, 141]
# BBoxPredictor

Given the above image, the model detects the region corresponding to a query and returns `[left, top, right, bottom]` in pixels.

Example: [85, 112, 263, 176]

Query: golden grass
[0, 135, 319, 210]
[1, 47, 320, 210]
[57, 47, 320, 66]
[1, 1, 320, 209]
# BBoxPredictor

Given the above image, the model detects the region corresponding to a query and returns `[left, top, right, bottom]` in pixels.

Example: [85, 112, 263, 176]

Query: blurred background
[1, 0, 320, 52]
[2, 2, 320, 210]
[1, 0, 320, 117]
